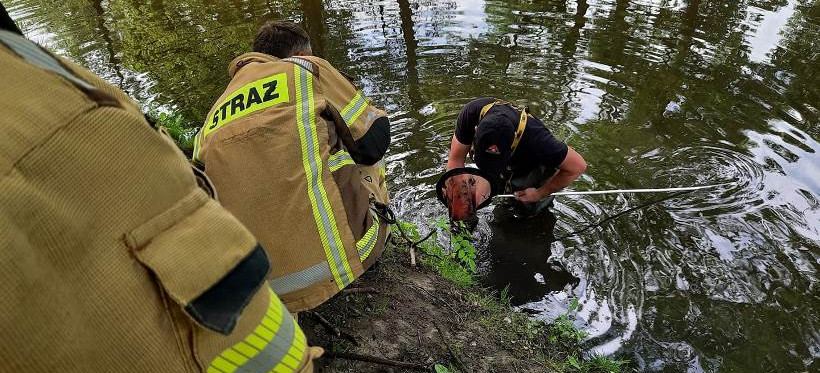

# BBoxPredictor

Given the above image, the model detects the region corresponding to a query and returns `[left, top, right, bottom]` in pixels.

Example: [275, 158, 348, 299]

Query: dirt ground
[298, 246, 562, 373]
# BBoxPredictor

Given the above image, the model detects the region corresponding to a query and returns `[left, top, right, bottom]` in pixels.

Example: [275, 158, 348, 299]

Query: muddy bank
[299, 240, 629, 373]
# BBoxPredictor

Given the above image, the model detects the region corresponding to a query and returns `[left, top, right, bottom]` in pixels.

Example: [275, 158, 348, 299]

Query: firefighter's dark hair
[252, 21, 312, 58]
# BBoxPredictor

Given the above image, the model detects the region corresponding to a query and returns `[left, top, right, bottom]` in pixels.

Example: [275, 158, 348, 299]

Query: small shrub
[432, 217, 477, 273]
[392, 219, 477, 287]
[147, 110, 197, 150]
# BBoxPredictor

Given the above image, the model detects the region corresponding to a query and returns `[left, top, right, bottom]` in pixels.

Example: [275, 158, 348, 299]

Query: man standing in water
[446, 98, 587, 217]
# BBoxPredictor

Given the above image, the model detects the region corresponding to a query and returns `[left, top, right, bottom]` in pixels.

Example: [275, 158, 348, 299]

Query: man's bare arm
[446, 135, 471, 170]
[515, 147, 587, 203]
[538, 147, 586, 195]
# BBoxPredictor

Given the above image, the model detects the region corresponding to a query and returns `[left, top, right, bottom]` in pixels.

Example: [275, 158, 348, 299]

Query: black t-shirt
[455, 97, 568, 177]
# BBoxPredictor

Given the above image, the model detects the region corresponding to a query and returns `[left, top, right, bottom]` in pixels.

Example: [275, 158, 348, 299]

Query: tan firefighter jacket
[0, 30, 320, 372]
[193, 53, 391, 311]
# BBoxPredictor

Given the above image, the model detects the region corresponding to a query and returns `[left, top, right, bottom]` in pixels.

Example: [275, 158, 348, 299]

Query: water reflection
[484, 207, 580, 305]
[8, 0, 819, 371]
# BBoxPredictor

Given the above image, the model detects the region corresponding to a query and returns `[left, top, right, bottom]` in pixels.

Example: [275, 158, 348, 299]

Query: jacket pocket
[125, 188, 270, 335]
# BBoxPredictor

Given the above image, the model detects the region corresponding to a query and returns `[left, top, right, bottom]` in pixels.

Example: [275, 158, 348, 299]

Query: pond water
[8, 0, 818, 371]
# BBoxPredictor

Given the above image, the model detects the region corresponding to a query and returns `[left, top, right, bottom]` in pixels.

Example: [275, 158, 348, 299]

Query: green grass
[547, 299, 588, 346]
[391, 219, 632, 372]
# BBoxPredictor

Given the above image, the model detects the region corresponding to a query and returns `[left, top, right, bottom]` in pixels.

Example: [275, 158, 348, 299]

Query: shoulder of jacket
[290, 56, 352, 80]
[0, 41, 141, 176]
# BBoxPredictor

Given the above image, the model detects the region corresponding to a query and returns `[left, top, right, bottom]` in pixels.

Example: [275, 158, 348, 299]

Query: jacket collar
[228, 52, 280, 77]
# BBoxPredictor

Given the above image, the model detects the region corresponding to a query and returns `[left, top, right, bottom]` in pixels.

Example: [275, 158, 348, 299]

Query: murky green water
[8, 0, 818, 371]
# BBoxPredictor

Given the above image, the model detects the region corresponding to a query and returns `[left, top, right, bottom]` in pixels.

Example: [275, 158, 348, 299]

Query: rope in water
[494, 182, 733, 198]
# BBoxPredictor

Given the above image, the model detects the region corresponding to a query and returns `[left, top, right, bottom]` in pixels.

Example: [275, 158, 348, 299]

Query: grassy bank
[300, 221, 631, 372]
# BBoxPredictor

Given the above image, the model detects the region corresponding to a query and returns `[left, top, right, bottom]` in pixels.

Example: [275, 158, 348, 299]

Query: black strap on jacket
[0, 2, 23, 35]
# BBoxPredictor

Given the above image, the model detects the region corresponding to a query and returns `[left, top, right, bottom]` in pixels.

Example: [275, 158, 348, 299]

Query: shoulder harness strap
[510, 107, 528, 155]
[477, 100, 529, 155]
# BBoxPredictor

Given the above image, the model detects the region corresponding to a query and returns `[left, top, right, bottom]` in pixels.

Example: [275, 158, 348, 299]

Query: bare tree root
[341, 286, 381, 295]
[304, 311, 359, 347]
[432, 320, 470, 373]
[324, 351, 429, 371]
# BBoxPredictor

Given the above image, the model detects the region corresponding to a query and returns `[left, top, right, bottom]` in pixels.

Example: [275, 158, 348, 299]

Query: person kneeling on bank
[193, 21, 391, 312]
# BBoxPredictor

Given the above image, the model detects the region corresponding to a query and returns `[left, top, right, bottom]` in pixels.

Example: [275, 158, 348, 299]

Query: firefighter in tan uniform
[193, 21, 392, 311]
[0, 12, 320, 373]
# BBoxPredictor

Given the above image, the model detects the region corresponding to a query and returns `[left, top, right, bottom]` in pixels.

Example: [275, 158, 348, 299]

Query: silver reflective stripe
[295, 65, 354, 288]
[192, 129, 203, 162]
[283, 57, 315, 75]
[236, 301, 297, 373]
[341, 92, 368, 124]
[0, 30, 94, 91]
[328, 150, 354, 172]
[269, 261, 332, 294]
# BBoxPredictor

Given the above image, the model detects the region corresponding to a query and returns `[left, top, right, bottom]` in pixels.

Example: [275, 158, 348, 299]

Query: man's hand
[514, 188, 545, 204]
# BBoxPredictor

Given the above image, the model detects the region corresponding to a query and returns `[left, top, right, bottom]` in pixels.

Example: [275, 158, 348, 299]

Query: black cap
[473, 112, 515, 179]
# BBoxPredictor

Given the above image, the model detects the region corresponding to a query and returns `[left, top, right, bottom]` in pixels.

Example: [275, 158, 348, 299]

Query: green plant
[147, 110, 197, 150]
[561, 354, 630, 373]
[433, 217, 477, 273]
[499, 284, 512, 307]
[393, 220, 422, 241]
[433, 364, 461, 373]
[391, 219, 476, 287]
[585, 355, 630, 373]
[545, 299, 631, 372]
[547, 298, 587, 345]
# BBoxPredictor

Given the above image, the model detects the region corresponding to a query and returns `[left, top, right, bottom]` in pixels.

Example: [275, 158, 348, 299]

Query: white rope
[494, 182, 733, 198]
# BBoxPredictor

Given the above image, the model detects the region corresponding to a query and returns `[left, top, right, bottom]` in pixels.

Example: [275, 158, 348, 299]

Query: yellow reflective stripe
[378, 159, 386, 179]
[328, 150, 355, 172]
[357, 213, 380, 260]
[341, 91, 369, 124]
[206, 288, 303, 373]
[294, 65, 355, 288]
[203, 73, 290, 139]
